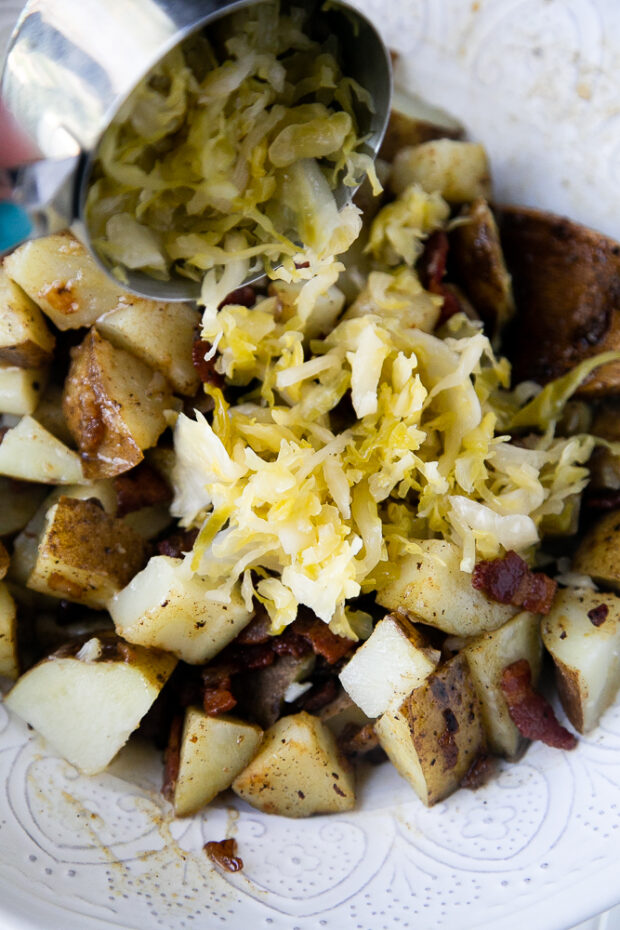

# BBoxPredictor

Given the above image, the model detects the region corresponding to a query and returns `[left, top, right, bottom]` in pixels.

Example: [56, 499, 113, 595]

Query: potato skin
[572, 509, 620, 589]
[63, 329, 175, 479]
[499, 206, 620, 395]
[376, 653, 486, 806]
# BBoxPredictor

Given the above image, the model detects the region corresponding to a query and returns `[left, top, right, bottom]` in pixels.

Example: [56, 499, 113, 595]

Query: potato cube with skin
[10, 481, 118, 587]
[375, 653, 486, 807]
[63, 329, 176, 479]
[463, 610, 542, 759]
[0, 364, 47, 416]
[33, 383, 76, 447]
[4, 635, 177, 774]
[26, 496, 147, 609]
[542, 587, 620, 733]
[339, 611, 440, 718]
[0, 270, 55, 368]
[572, 510, 620, 589]
[376, 540, 516, 636]
[96, 299, 201, 396]
[232, 711, 355, 817]
[0, 582, 18, 679]
[3, 232, 129, 331]
[173, 709, 263, 816]
[390, 139, 491, 203]
[109, 555, 252, 664]
[0, 416, 84, 484]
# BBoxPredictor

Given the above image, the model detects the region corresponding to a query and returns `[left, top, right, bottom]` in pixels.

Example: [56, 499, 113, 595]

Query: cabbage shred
[86, 2, 378, 304]
[171, 182, 596, 636]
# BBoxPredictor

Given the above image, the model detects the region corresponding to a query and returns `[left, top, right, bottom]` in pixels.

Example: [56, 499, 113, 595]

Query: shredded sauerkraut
[85, 1, 379, 305]
[170, 181, 600, 636]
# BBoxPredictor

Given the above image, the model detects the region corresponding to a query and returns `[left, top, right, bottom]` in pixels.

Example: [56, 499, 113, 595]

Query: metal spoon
[1, 0, 392, 302]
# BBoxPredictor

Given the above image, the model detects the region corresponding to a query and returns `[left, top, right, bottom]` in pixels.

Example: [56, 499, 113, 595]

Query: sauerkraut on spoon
[85, 1, 383, 306]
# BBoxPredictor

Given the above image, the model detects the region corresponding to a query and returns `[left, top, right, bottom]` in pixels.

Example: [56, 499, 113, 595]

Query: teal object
[0, 201, 32, 253]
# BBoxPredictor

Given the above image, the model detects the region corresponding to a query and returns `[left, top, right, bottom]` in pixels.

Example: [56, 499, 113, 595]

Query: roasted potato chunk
[375, 654, 486, 806]
[96, 299, 201, 396]
[109, 555, 252, 664]
[26, 496, 147, 608]
[0, 415, 83, 484]
[63, 329, 176, 478]
[232, 711, 355, 817]
[0, 582, 18, 679]
[172, 709, 263, 816]
[0, 269, 55, 367]
[450, 199, 515, 338]
[572, 509, 620, 589]
[379, 96, 462, 163]
[4, 634, 176, 774]
[463, 610, 542, 759]
[500, 207, 620, 395]
[3, 232, 128, 331]
[542, 587, 620, 733]
[0, 364, 47, 416]
[376, 540, 516, 635]
[390, 139, 491, 203]
[339, 611, 440, 718]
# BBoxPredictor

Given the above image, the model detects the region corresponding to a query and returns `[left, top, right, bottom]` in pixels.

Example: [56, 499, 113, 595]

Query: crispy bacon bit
[586, 489, 620, 512]
[419, 230, 449, 291]
[588, 603, 609, 627]
[204, 838, 244, 872]
[203, 686, 237, 716]
[271, 629, 312, 660]
[460, 753, 497, 790]
[192, 339, 224, 387]
[500, 659, 577, 750]
[157, 528, 198, 559]
[290, 613, 355, 664]
[162, 714, 183, 801]
[472, 550, 557, 615]
[114, 464, 171, 516]
[218, 286, 256, 309]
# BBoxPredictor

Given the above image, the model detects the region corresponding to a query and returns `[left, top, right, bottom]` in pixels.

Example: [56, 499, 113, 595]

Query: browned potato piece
[33, 384, 75, 447]
[450, 199, 515, 338]
[390, 140, 491, 203]
[3, 232, 128, 331]
[232, 711, 355, 817]
[542, 587, 620, 733]
[0, 541, 9, 580]
[26, 496, 147, 609]
[0, 582, 18, 678]
[0, 269, 55, 367]
[173, 710, 263, 816]
[63, 329, 176, 478]
[499, 207, 620, 395]
[463, 611, 542, 760]
[375, 653, 486, 807]
[572, 510, 620, 588]
[96, 299, 200, 396]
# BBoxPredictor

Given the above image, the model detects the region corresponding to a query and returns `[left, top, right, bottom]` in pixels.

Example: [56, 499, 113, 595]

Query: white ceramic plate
[2, 1, 620, 929]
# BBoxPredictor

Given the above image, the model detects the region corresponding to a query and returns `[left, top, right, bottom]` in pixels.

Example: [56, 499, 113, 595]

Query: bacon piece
[203, 687, 237, 716]
[192, 339, 224, 387]
[114, 464, 171, 516]
[290, 613, 355, 664]
[157, 528, 198, 559]
[218, 286, 256, 309]
[500, 659, 577, 750]
[472, 550, 557, 615]
[460, 753, 497, 790]
[204, 838, 243, 872]
[588, 603, 609, 627]
[586, 489, 620, 512]
[162, 714, 183, 801]
[419, 230, 449, 291]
